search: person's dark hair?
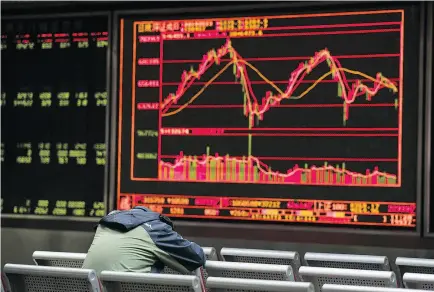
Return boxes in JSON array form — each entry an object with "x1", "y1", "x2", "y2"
[{"x1": 160, "y1": 214, "x2": 175, "y2": 230}]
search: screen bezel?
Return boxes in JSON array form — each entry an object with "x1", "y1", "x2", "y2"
[
  {"x1": 423, "y1": 2, "x2": 434, "y2": 238},
  {"x1": 111, "y1": 1, "x2": 427, "y2": 238},
  {"x1": 1, "y1": 11, "x2": 112, "y2": 224}
]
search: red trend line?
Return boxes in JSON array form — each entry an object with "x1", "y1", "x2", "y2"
[
  {"x1": 161, "y1": 39, "x2": 398, "y2": 124},
  {"x1": 163, "y1": 53, "x2": 400, "y2": 63},
  {"x1": 163, "y1": 78, "x2": 400, "y2": 86},
  {"x1": 160, "y1": 155, "x2": 398, "y2": 162},
  {"x1": 168, "y1": 103, "x2": 396, "y2": 109}
]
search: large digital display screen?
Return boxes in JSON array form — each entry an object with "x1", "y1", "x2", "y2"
[
  {"x1": 117, "y1": 7, "x2": 421, "y2": 228},
  {"x1": 1, "y1": 15, "x2": 108, "y2": 217}
]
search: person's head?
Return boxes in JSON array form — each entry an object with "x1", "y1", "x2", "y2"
[
  {"x1": 159, "y1": 214, "x2": 174, "y2": 230},
  {"x1": 133, "y1": 206, "x2": 175, "y2": 230}
]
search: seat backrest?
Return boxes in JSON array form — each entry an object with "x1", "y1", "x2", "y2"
[
  {"x1": 220, "y1": 248, "x2": 301, "y2": 280},
  {"x1": 206, "y1": 277, "x2": 315, "y2": 292},
  {"x1": 203, "y1": 247, "x2": 218, "y2": 261},
  {"x1": 3, "y1": 263, "x2": 101, "y2": 292},
  {"x1": 100, "y1": 271, "x2": 203, "y2": 292},
  {"x1": 396, "y1": 258, "x2": 434, "y2": 275},
  {"x1": 1, "y1": 272, "x2": 11, "y2": 292},
  {"x1": 33, "y1": 248, "x2": 215, "y2": 269},
  {"x1": 205, "y1": 261, "x2": 294, "y2": 281},
  {"x1": 161, "y1": 267, "x2": 206, "y2": 292},
  {"x1": 32, "y1": 250, "x2": 209, "y2": 275},
  {"x1": 299, "y1": 266, "x2": 397, "y2": 292},
  {"x1": 322, "y1": 284, "x2": 427, "y2": 292},
  {"x1": 32, "y1": 251, "x2": 87, "y2": 268},
  {"x1": 403, "y1": 272, "x2": 434, "y2": 290},
  {"x1": 304, "y1": 253, "x2": 390, "y2": 271}
]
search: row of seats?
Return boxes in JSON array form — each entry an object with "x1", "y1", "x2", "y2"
[
  {"x1": 3, "y1": 263, "x2": 433, "y2": 292},
  {"x1": 29, "y1": 248, "x2": 434, "y2": 278},
  {"x1": 2, "y1": 247, "x2": 434, "y2": 291}
]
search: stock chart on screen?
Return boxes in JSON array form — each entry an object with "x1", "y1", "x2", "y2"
[
  {"x1": 117, "y1": 7, "x2": 421, "y2": 228},
  {"x1": 1, "y1": 15, "x2": 108, "y2": 217}
]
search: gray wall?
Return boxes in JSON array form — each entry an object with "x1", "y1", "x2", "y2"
[{"x1": 3, "y1": 227, "x2": 434, "y2": 268}]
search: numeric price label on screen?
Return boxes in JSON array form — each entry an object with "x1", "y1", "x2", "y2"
[
  {"x1": 138, "y1": 58, "x2": 160, "y2": 65},
  {"x1": 170, "y1": 207, "x2": 184, "y2": 215},
  {"x1": 388, "y1": 214, "x2": 415, "y2": 226},
  {"x1": 137, "y1": 80, "x2": 159, "y2": 88}
]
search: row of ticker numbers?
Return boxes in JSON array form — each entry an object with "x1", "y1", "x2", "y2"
[
  {"x1": 1, "y1": 92, "x2": 108, "y2": 107},
  {"x1": 3, "y1": 142, "x2": 106, "y2": 166},
  {"x1": 140, "y1": 205, "x2": 414, "y2": 226},
  {"x1": 10, "y1": 200, "x2": 106, "y2": 216},
  {"x1": 1, "y1": 40, "x2": 108, "y2": 50}
]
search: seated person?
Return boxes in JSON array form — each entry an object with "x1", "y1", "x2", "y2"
[{"x1": 82, "y1": 206, "x2": 206, "y2": 275}]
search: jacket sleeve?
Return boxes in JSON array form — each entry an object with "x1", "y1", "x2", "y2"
[{"x1": 151, "y1": 224, "x2": 206, "y2": 273}]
